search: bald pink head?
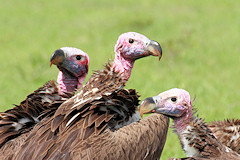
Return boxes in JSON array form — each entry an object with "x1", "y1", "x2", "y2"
[
  {"x1": 112, "y1": 32, "x2": 162, "y2": 82},
  {"x1": 50, "y1": 47, "x2": 89, "y2": 95},
  {"x1": 153, "y1": 88, "x2": 192, "y2": 112},
  {"x1": 139, "y1": 88, "x2": 193, "y2": 132}
]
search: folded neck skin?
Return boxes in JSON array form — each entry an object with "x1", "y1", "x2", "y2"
[
  {"x1": 57, "y1": 70, "x2": 88, "y2": 95},
  {"x1": 112, "y1": 32, "x2": 162, "y2": 82},
  {"x1": 112, "y1": 54, "x2": 133, "y2": 82},
  {"x1": 139, "y1": 88, "x2": 240, "y2": 159},
  {"x1": 50, "y1": 47, "x2": 90, "y2": 95},
  {"x1": 174, "y1": 105, "x2": 193, "y2": 134},
  {"x1": 57, "y1": 32, "x2": 162, "y2": 93}
]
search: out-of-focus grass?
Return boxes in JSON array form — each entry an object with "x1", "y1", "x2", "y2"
[{"x1": 0, "y1": 0, "x2": 240, "y2": 159}]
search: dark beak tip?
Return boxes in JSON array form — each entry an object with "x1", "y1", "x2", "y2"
[
  {"x1": 148, "y1": 40, "x2": 162, "y2": 60},
  {"x1": 156, "y1": 41, "x2": 162, "y2": 58},
  {"x1": 50, "y1": 49, "x2": 65, "y2": 66},
  {"x1": 139, "y1": 97, "x2": 157, "y2": 116},
  {"x1": 158, "y1": 54, "x2": 162, "y2": 61},
  {"x1": 50, "y1": 51, "x2": 57, "y2": 62}
]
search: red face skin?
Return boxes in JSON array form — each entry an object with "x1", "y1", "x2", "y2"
[
  {"x1": 53, "y1": 32, "x2": 161, "y2": 94},
  {"x1": 154, "y1": 88, "x2": 193, "y2": 133},
  {"x1": 51, "y1": 47, "x2": 89, "y2": 95},
  {"x1": 112, "y1": 32, "x2": 162, "y2": 82},
  {"x1": 140, "y1": 88, "x2": 193, "y2": 133}
]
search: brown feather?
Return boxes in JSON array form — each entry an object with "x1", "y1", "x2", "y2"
[
  {"x1": 51, "y1": 115, "x2": 65, "y2": 132},
  {"x1": 173, "y1": 117, "x2": 240, "y2": 160},
  {"x1": 208, "y1": 119, "x2": 240, "y2": 154},
  {"x1": 95, "y1": 114, "x2": 109, "y2": 127},
  {"x1": 0, "y1": 81, "x2": 73, "y2": 159},
  {"x1": 72, "y1": 114, "x2": 169, "y2": 160},
  {"x1": 13, "y1": 63, "x2": 143, "y2": 160},
  {"x1": 168, "y1": 158, "x2": 201, "y2": 160}
]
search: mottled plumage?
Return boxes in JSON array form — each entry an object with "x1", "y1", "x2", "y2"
[
  {"x1": 0, "y1": 81, "x2": 72, "y2": 159},
  {"x1": 0, "y1": 47, "x2": 89, "y2": 159},
  {"x1": 208, "y1": 119, "x2": 240, "y2": 154},
  {"x1": 171, "y1": 117, "x2": 240, "y2": 160},
  {"x1": 168, "y1": 157, "x2": 204, "y2": 160},
  {"x1": 14, "y1": 63, "x2": 139, "y2": 160},
  {"x1": 14, "y1": 32, "x2": 162, "y2": 160},
  {"x1": 139, "y1": 88, "x2": 240, "y2": 160},
  {"x1": 72, "y1": 113, "x2": 169, "y2": 160}
]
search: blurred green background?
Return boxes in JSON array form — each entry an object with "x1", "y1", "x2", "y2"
[{"x1": 1, "y1": 0, "x2": 240, "y2": 159}]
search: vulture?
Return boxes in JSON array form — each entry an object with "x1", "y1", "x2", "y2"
[
  {"x1": 0, "y1": 47, "x2": 89, "y2": 158},
  {"x1": 208, "y1": 119, "x2": 240, "y2": 154},
  {"x1": 13, "y1": 32, "x2": 163, "y2": 160},
  {"x1": 139, "y1": 88, "x2": 240, "y2": 160}
]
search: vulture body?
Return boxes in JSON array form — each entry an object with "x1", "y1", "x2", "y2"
[
  {"x1": 72, "y1": 113, "x2": 169, "y2": 160},
  {"x1": 168, "y1": 158, "x2": 205, "y2": 160},
  {"x1": 0, "y1": 81, "x2": 72, "y2": 158},
  {"x1": 139, "y1": 88, "x2": 240, "y2": 160},
  {"x1": 0, "y1": 47, "x2": 89, "y2": 158},
  {"x1": 14, "y1": 32, "x2": 163, "y2": 160},
  {"x1": 208, "y1": 119, "x2": 240, "y2": 154}
]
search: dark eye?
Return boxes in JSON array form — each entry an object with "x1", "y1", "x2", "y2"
[
  {"x1": 76, "y1": 55, "x2": 81, "y2": 60},
  {"x1": 129, "y1": 39, "x2": 134, "y2": 44},
  {"x1": 171, "y1": 97, "x2": 177, "y2": 102}
]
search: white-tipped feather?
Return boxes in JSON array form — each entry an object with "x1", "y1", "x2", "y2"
[
  {"x1": 66, "y1": 113, "x2": 80, "y2": 127},
  {"x1": 181, "y1": 125, "x2": 201, "y2": 157},
  {"x1": 12, "y1": 118, "x2": 32, "y2": 131}
]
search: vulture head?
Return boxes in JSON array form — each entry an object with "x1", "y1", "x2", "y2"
[
  {"x1": 50, "y1": 47, "x2": 89, "y2": 94},
  {"x1": 115, "y1": 32, "x2": 162, "y2": 61},
  {"x1": 139, "y1": 88, "x2": 192, "y2": 132},
  {"x1": 113, "y1": 32, "x2": 162, "y2": 81},
  {"x1": 139, "y1": 90, "x2": 240, "y2": 159},
  {"x1": 139, "y1": 88, "x2": 191, "y2": 117}
]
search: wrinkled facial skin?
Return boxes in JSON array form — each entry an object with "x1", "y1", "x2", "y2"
[
  {"x1": 139, "y1": 88, "x2": 192, "y2": 118},
  {"x1": 50, "y1": 47, "x2": 89, "y2": 78},
  {"x1": 115, "y1": 32, "x2": 162, "y2": 61},
  {"x1": 154, "y1": 101, "x2": 186, "y2": 118},
  {"x1": 153, "y1": 89, "x2": 191, "y2": 118},
  {"x1": 62, "y1": 54, "x2": 89, "y2": 77}
]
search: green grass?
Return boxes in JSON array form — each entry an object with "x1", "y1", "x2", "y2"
[{"x1": 1, "y1": 0, "x2": 240, "y2": 159}]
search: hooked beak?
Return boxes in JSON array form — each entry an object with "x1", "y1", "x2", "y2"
[
  {"x1": 139, "y1": 97, "x2": 157, "y2": 118},
  {"x1": 139, "y1": 95, "x2": 185, "y2": 118},
  {"x1": 50, "y1": 49, "x2": 65, "y2": 67},
  {"x1": 147, "y1": 40, "x2": 162, "y2": 60}
]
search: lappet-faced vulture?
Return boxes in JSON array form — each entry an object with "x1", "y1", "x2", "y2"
[
  {"x1": 0, "y1": 47, "x2": 89, "y2": 158},
  {"x1": 13, "y1": 32, "x2": 163, "y2": 160},
  {"x1": 139, "y1": 88, "x2": 240, "y2": 160}
]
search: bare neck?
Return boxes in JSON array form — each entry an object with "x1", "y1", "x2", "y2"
[
  {"x1": 173, "y1": 109, "x2": 193, "y2": 134},
  {"x1": 57, "y1": 71, "x2": 87, "y2": 95},
  {"x1": 174, "y1": 116, "x2": 236, "y2": 158},
  {"x1": 112, "y1": 52, "x2": 135, "y2": 82},
  {"x1": 172, "y1": 111, "x2": 236, "y2": 158}
]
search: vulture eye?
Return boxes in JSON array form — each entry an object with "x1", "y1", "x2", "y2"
[
  {"x1": 129, "y1": 39, "x2": 134, "y2": 44},
  {"x1": 76, "y1": 55, "x2": 81, "y2": 60},
  {"x1": 171, "y1": 97, "x2": 177, "y2": 102}
]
